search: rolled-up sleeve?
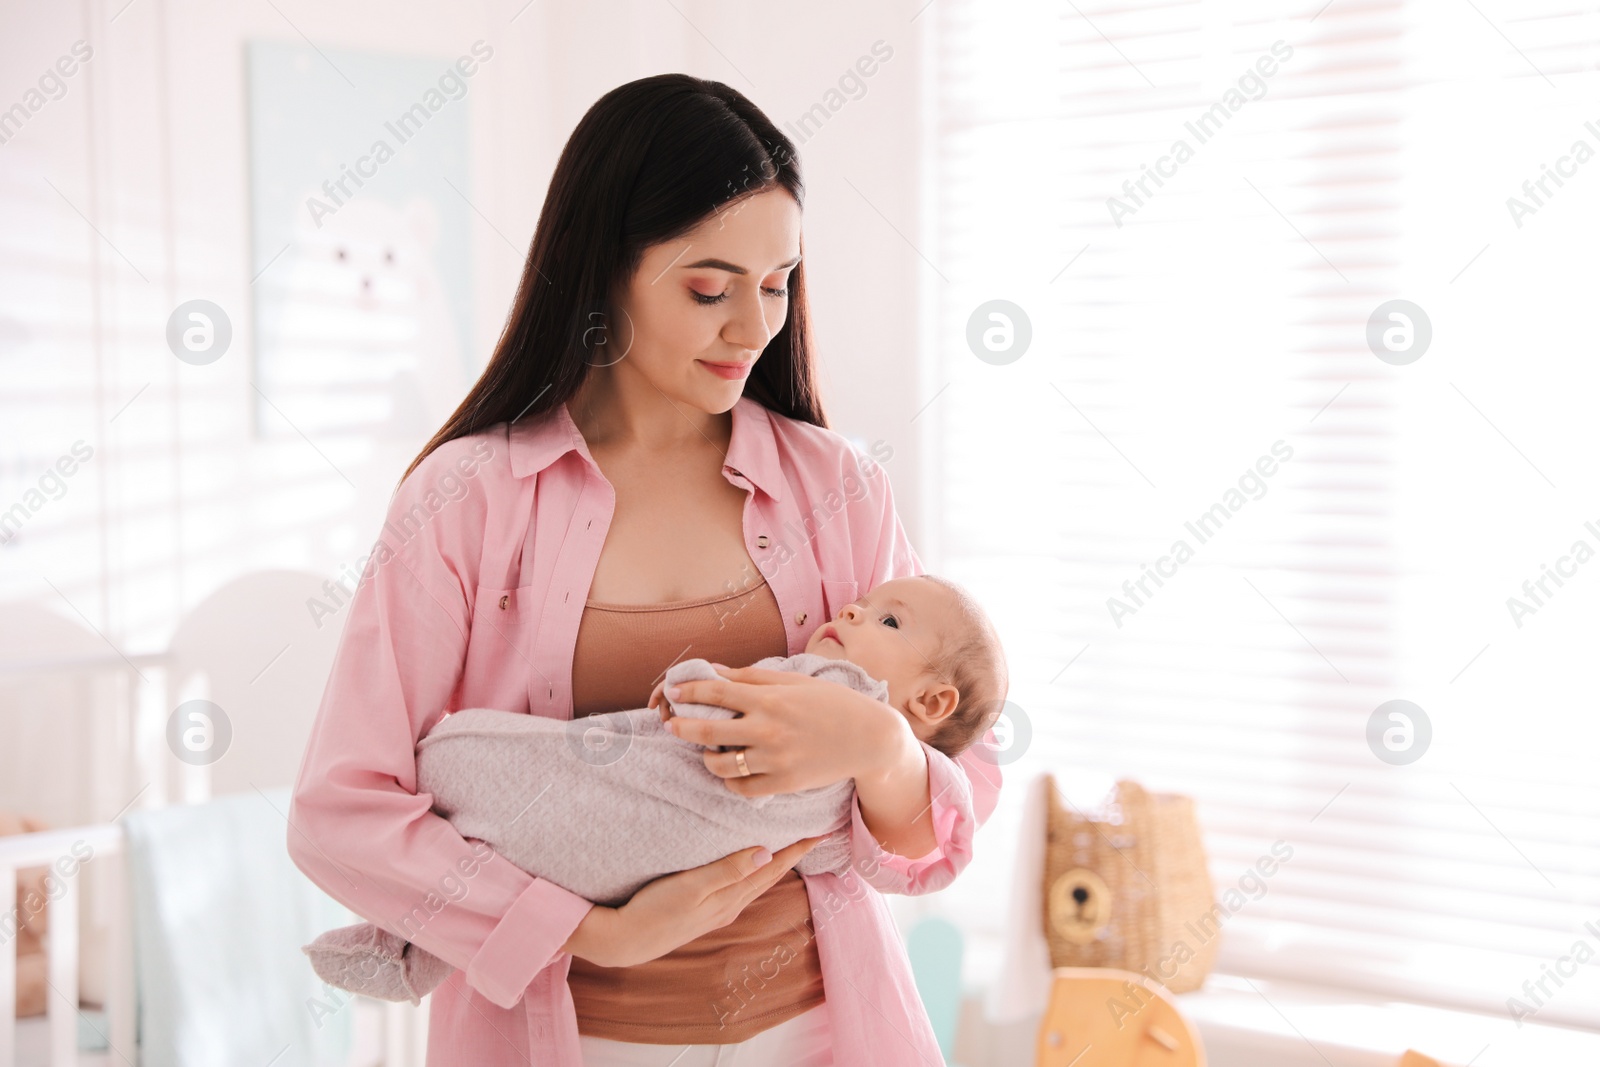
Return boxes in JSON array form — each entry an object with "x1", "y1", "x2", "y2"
[
  {"x1": 841, "y1": 442, "x2": 1005, "y2": 894},
  {"x1": 286, "y1": 439, "x2": 593, "y2": 1010},
  {"x1": 846, "y1": 739, "x2": 1002, "y2": 895}
]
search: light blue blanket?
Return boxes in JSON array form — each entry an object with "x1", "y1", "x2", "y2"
[{"x1": 123, "y1": 787, "x2": 353, "y2": 1067}]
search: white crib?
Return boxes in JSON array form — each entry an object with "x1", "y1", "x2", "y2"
[
  {"x1": 0, "y1": 817, "x2": 425, "y2": 1067},
  {"x1": 0, "y1": 823, "x2": 131, "y2": 1067},
  {"x1": 0, "y1": 572, "x2": 426, "y2": 1067}
]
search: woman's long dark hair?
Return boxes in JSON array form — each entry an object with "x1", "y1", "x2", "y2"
[{"x1": 399, "y1": 74, "x2": 823, "y2": 488}]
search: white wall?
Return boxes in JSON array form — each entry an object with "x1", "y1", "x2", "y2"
[{"x1": 0, "y1": 0, "x2": 929, "y2": 662}]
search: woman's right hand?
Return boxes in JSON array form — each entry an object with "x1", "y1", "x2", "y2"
[{"x1": 561, "y1": 837, "x2": 821, "y2": 968}]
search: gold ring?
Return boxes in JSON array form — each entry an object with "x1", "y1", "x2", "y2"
[{"x1": 734, "y1": 750, "x2": 751, "y2": 777}]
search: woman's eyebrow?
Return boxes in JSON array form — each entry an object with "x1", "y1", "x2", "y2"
[{"x1": 682, "y1": 254, "x2": 802, "y2": 275}]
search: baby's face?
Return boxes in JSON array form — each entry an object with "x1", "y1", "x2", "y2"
[{"x1": 804, "y1": 576, "x2": 954, "y2": 733}]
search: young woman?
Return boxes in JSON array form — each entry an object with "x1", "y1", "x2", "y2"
[{"x1": 287, "y1": 73, "x2": 1001, "y2": 1067}]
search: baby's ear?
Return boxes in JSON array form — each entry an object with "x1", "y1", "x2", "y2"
[{"x1": 908, "y1": 682, "x2": 960, "y2": 729}]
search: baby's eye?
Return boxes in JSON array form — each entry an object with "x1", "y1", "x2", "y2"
[{"x1": 879, "y1": 614, "x2": 900, "y2": 629}]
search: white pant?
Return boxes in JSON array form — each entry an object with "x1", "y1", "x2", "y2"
[{"x1": 578, "y1": 1001, "x2": 832, "y2": 1066}]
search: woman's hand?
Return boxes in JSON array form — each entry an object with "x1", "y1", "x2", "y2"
[
  {"x1": 659, "y1": 665, "x2": 913, "y2": 793},
  {"x1": 561, "y1": 837, "x2": 821, "y2": 968},
  {"x1": 660, "y1": 666, "x2": 938, "y2": 856}
]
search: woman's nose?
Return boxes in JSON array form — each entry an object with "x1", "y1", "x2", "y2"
[{"x1": 722, "y1": 289, "x2": 773, "y2": 352}]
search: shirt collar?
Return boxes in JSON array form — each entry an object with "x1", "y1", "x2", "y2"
[{"x1": 507, "y1": 393, "x2": 785, "y2": 503}]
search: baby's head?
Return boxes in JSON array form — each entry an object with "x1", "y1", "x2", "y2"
[{"x1": 803, "y1": 574, "x2": 1008, "y2": 758}]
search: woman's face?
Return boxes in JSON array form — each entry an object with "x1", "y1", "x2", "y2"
[{"x1": 607, "y1": 186, "x2": 802, "y2": 413}]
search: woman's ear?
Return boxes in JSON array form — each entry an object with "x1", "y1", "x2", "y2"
[{"x1": 905, "y1": 680, "x2": 960, "y2": 729}]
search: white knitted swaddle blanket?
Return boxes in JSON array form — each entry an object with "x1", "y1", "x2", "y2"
[{"x1": 302, "y1": 652, "x2": 887, "y2": 1003}]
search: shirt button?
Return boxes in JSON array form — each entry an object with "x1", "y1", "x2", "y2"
[
  {"x1": 728, "y1": 467, "x2": 743, "y2": 477},
  {"x1": 499, "y1": 595, "x2": 509, "y2": 610},
  {"x1": 756, "y1": 535, "x2": 769, "y2": 548},
  {"x1": 795, "y1": 611, "x2": 806, "y2": 625}
]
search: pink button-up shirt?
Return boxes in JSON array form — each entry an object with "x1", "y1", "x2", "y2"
[{"x1": 287, "y1": 394, "x2": 1002, "y2": 1065}]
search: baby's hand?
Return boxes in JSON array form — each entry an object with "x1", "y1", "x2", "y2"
[{"x1": 649, "y1": 662, "x2": 729, "y2": 722}]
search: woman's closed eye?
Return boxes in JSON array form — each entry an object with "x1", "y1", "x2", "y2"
[{"x1": 691, "y1": 285, "x2": 788, "y2": 306}]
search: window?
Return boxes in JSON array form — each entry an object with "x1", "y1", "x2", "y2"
[{"x1": 925, "y1": 0, "x2": 1600, "y2": 1028}]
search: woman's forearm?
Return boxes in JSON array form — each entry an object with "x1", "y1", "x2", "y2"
[{"x1": 852, "y1": 712, "x2": 937, "y2": 858}]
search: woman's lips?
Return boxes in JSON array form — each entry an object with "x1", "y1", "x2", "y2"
[{"x1": 697, "y1": 359, "x2": 753, "y2": 380}]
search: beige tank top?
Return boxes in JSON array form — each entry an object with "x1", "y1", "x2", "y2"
[{"x1": 565, "y1": 574, "x2": 826, "y2": 1044}]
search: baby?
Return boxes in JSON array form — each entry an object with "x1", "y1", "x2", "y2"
[{"x1": 303, "y1": 573, "x2": 1007, "y2": 1003}]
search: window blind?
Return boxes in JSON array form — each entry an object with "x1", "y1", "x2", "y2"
[{"x1": 923, "y1": 0, "x2": 1600, "y2": 1030}]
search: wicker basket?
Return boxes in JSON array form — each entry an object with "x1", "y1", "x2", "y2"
[{"x1": 1041, "y1": 776, "x2": 1219, "y2": 993}]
